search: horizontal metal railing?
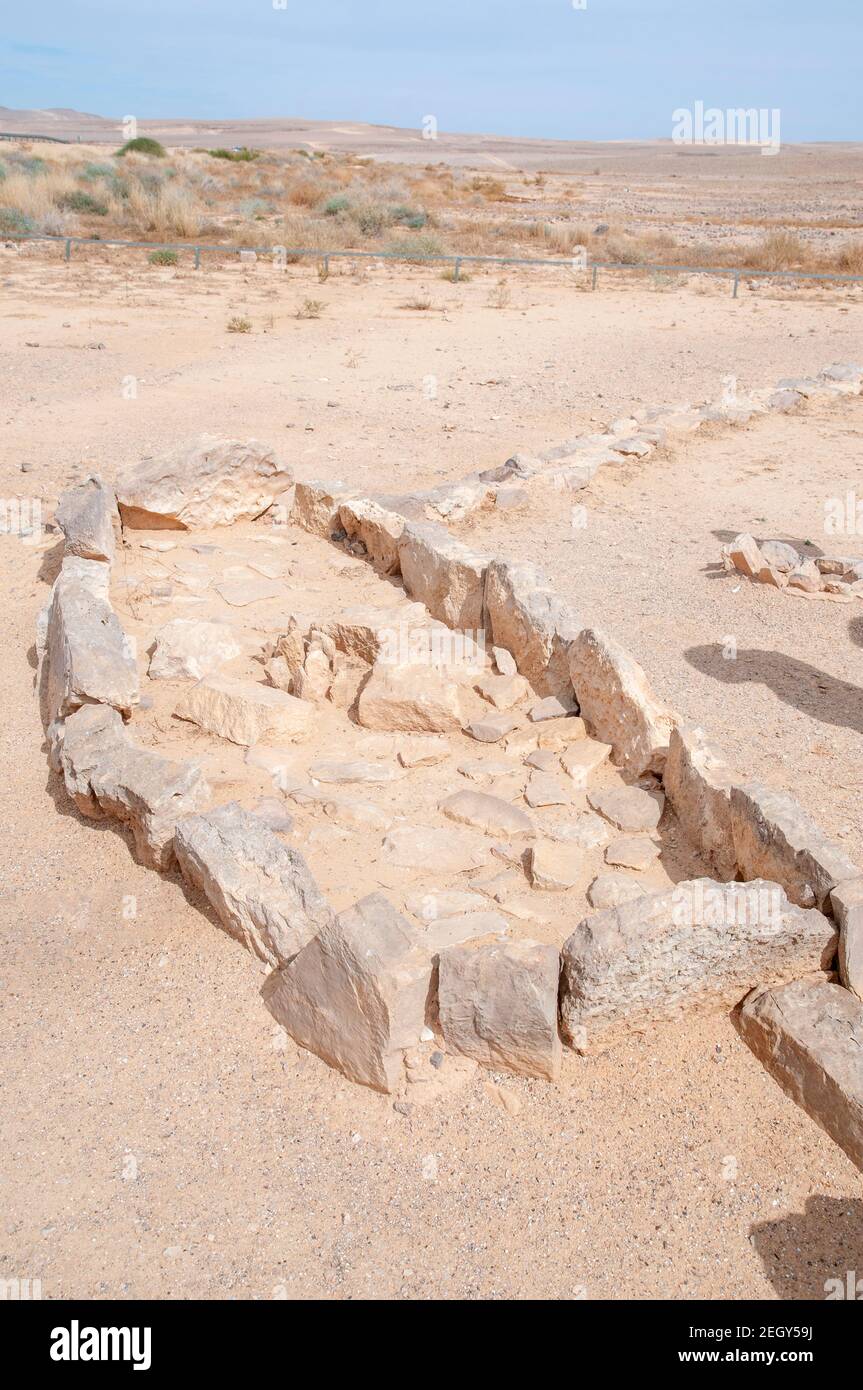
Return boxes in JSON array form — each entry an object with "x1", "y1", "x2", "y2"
[{"x1": 3, "y1": 230, "x2": 863, "y2": 296}]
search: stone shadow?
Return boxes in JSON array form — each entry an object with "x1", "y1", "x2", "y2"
[
  {"x1": 750, "y1": 1195, "x2": 863, "y2": 1301},
  {"x1": 685, "y1": 643, "x2": 863, "y2": 737}
]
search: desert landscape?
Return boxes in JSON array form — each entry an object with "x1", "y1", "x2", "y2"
[{"x1": 2, "y1": 96, "x2": 863, "y2": 1311}]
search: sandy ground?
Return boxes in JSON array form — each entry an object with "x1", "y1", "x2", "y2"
[{"x1": 1, "y1": 251, "x2": 862, "y2": 1301}]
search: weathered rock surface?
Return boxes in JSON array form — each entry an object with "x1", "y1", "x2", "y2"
[
  {"x1": 830, "y1": 878, "x2": 863, "y2": 1000},
  {"x1": 406, "y1": 889, "x2": 489, "y2": 922},
  {"x1": 148, "y1": 619, "x2": 250, "y2": 681},
  {"x1": 730, "y1": 782, "x2": 861, "y2": 909},
  {"x1": 663, "y1": 724, "x2": 736, "y2": 879},
  {"x1": 605, "y1": 835, "x2": 660, "y2": 870},
  {"x1": 174, "y1": 676, "x2": 313, "y2": 747},
  {"x1": 528, "y1": 841, "x2": 581, "y2": 891},
  {"x1": 381, "y1": 825, "x2": 490, "y2": 874},
  {"x1": 56, "y1": 703, "x2": 208, "y2": 869},
  {"x1": 397, "y1": 522, "x2": 488, "y2": 630},
  {"x1": 760, "y1": 540, "x2": 800, "y2": 574},
  {"x1": 588, "y1": 784, "x2": 664, "y2": 834},
  {"x1": 524, "y1": 771, "x2": 571, "y2": 808},
  {"x1": 357, "y1": 659, "x2": 475, "y2": 733},
  {"x1": 587, "y1": 872, "x2": 645, "y2": 909},
  {"x1": 484, "y1": 560, "x2": 580, "y2": 698},
  {"x1": 397, "y1": 736, "x2": 450, "y2": 768},
  {"x1": 475, "y1": 672, "x2": 530, "y2": 710},
  {"x1": 174, "y1": 803, "x2": 333, "y2": 967},
  {"x1": 290, "y1": 478, "x2": 358, "y2": 537},
  {"x1": 467, "y1": 712, "x2": 521, "y2": 743},
  {"x1": 737, "y1": 977, "x2": 863, "y2": 1173},
  {"x1": 46, "y1": 556, "x2": 139, "y2": 722},
  {"x1": 438, "y1": 939, "x2": 562, "y2": 1080},
  {"x1": 441, "y1": 790, "x2": 534, "y2": 839},
  {"x1": 425, "y1": 911, "x2": 509, "y2": 951},
  {"x1": 308, "y1": 759, "x2": 404, "y2": 785},
  {"x1": 56, "y1": 475, "x2": 117, "y2": 562},
  {"x1": 337, "y1": 498, "x2": 405, "y2": 574},
  {"x1": 262, "y1": 893, "x2": 433, "y2": 1092},
  {"x1": 323, "y1": 602, "x2": 427, "y2": 665},
  {"x1": 117, "y1": 435, "x2": 292, "y2": 529},
  {"x1": 570, "y1": 627, "x2": 676, "y2": 774},
  {"x1": 560, "y1": 737, "x2": 612, "y2": 786},
  {"x1": 560, "y1": 879, "x2": 838, "y2": 1051}
]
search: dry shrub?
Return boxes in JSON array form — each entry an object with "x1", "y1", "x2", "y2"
[
  {"x1": 743, "y1": 230, "x2": 808, "y2": 271},
  {"x1": 287, "y1": 179, "x2": 322, "y2": 208},
  {"x1": 834, "y1": 241, "x2": 863, "y2": 274}
]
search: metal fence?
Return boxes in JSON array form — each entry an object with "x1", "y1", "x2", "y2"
[{"x1": 4, "y1": 230, "x2": 863, "y2": 297}]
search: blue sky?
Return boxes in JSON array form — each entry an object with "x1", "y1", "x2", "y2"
[{"x1": 1, "y1": 0, "x2": 860, "y2": 141}]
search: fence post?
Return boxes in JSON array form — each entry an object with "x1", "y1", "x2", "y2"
[
  {"x1": 64, "y1": 239, "x2": 71, "y2": 262},
  {"x1": 732, "y1": 272, "x2": 739, "y2": 299},
  {"x1": 453, "y1": 257, "x2": 461, "y2": 282},
  {"x1": 194, "y1": 247, "x2": 201, "y2": 270},
  {"x1": 591, "y1": 265, "x2": 598, "y2": 291}
]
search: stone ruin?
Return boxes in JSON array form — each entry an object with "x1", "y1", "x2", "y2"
[
  {"x1": 36, "y1": 364, "x2": 863, "y2": 1172},
  {"x1": 723, "y1": 533, "x2": 863, "y2": 600}
]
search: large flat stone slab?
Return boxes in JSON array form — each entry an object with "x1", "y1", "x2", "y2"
[
  {"x1": 56, "y1": 703, "x2": 209, "y2": 869},
  {"x1": 438, "y1": 939, "x2": 562, "y2": 1080},
  {"x1": 263, "y1": 893, "x2": 432, "y2": 1092},
  {"x1": 570, "y1": 627, "x2": 676, "y2": 775},
  {"x1": 397, "y1": 522, "x2": 488, "y2": 630},
  {"x1": 117, "y1": 435, "x2": 292, "y2": 529},
  {"x1": 55, "y1": 475, "x2": 117, "y2": 562},
  {"x1": 174, "y1": 676, "x2": 313, "y2": 747},
  {"x1": 731, "y1": 782, "x2": 861, "y2": 909},
  {"x1": 174, "y1": 803, "x2": 333, "y2": 967},
  {"x1": 737, "y1": 977, "x2": 863, "y2": 1174},
  {"x1": 560, "y1": 878, "x2": 838, "y2": 1052},
  {"x1": 663, "y1": 724, "x2": 736, "y2": 880},
  {"x1": 484, "y1": 560, "x2": 580, "y2": 699},
  {"x1": 46, "y1": 556, "x2": 139, "y2": 722}
]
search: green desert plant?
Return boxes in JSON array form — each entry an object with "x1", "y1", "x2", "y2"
[
  {"x1": 208, "y1": 147, "x2": 260, "y2": 162},
  {"x1": 116, "y1": 137, "x2": 167, "y2": 158},
  {"x1": 148, "y1": 248, "x2": 178, "y2": 266}
]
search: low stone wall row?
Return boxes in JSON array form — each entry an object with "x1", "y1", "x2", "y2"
[
  {"x1": 36, "y1": 369, "x2": 863, "y2": 1174},
  {"x1": 292, "y1": 361, "x2": 863, "y2": 529},
  {"x1": 283, "y1": 361, "x2": 863, "y2": 1168}
]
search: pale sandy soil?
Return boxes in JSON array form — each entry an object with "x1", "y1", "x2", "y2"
[{"x1": 1, "y1": 252, "x2": 862, "y2": 1301}]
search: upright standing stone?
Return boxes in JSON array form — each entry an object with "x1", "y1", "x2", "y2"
[
  {"x1": 262, "y1": 893, "x2": 433, "y2": 1092},
  {"x1": 737, "y1": 977, "x2": 863, "y2": 1174},
  {"x1": 569, "y1": 627, "x2": 676, "y2": 775},
  {"x1": 438, "y1": 939, "x2": 562, "y2": 1080}
]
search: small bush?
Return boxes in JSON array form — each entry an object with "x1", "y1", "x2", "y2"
[
  {"x1": 400, "y1": 296, "x2": 434, "y2": 311},
  {"x1": 323, "y1": 195, "x2": 350, "y2": 216},
  {"x1": 296, "y1": 298, "x2": 324, "y2": 319},
  {"x1": 353, "y1": 202, "x2": 389, "y2": 237},
  {"x1": 11, "y1": 155, "x2": 46, "y2": 176},
  {"x1": 287, "y1": 179, "x2": 321, "y2": 208},
  {"x1": 744, "y1": 230, "x2": 807, "y2": 272},
  {"x1": 0, "y1": 163, "x2": 6, "y2": 183},
  {"x1": 0, "y1": 207, "x2": 35, "y2": 235},
  {"x1": 440, "y1": 266, "x2": 470, "y2": 282},
  {"x1": 390, "y1": 204, "x2": 427, "y2": 229},
  {"x1": 117, "y1": 137, "x2": 166, "y2": 158},
  {"x1": 58, "y1": 190, "x2": 109, "y2": 216},
  {"x1": 227, "y1": 316, "x2": 252, "y2": 333},
  {"x1": 208, "y1": 147, "x2": 261, "y2": 162},
  {"x1": 388, "y1": 233, "x2": 444, "y2": 263},
  {"x1": 148, "y1": 249, "x2": 178, "y2": 266},
  {"x1": 82, "y1": 162, "x2": 115, "y2": 181},
  {"x1": 834, "y1": 241, "x2": 863, "y2": 275}
]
